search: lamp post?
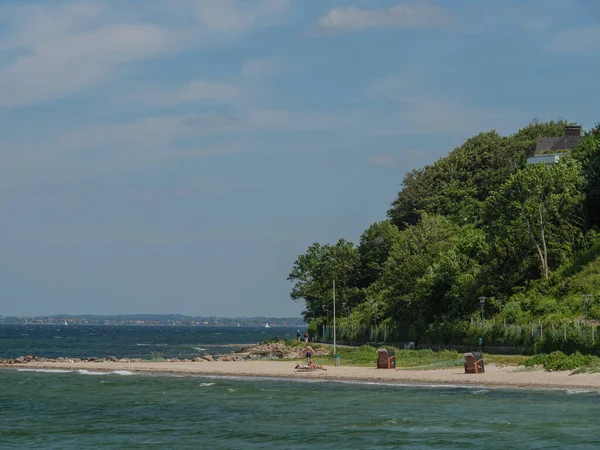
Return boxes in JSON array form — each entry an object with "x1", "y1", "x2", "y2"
[
  {"x1": 582, "y1": 294, "x2": 592, "y2": 347},
  {"x1": 333, "y1": 280, "x2": 336, "y2": 356},
  {"x1": 478, "y1": 297, "x2": 487, "y2": 350}
]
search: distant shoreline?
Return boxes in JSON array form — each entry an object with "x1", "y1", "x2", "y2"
[{"x1": 4, "y1": 360, "x2": 600, "y2": 391}]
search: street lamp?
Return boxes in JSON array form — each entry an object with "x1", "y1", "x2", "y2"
[
  {"x1": 582, "y1": 294, "x2": 593, "y2": 347},
  {"x1": 478, "y1": 297, "x2": 487, "y2": 350}
]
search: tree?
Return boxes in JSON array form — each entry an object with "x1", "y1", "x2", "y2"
[
  {"x1": 485, "y1": 157, "x2": 585, "y2": 281},
  {"x1": 288, "y1": 239, "x2": 359, "y2": 322},
  {"x1": 571, "y1": 125, "x2": 600, "y2": 229},
  {"x1": 414, "y1": 227, "x2": 489, "y2": 322},
  {"x1": 357, "y1": 220, "x2": 401, "y2": 288},
  {"x1": 388, "y1": 168, "x2": 433, "y2": 228},
  {"x1": 367, "y1": 214, "x2": 460, "y2": 325}
]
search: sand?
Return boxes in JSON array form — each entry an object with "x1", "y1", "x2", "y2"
[{"x1": 5, "y1": 359, "x2": 600, "y2": 390}]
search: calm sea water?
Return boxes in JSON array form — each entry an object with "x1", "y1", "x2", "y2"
[
  {"x1": 2, "y1": 370, "x2": 600, "y2": 449},
  {"x1": 0, "y1": 324, "x2": 298, "y2": 360},
  {"x1": 2, "y1": 325, "x2": 600, "y2": 448}
]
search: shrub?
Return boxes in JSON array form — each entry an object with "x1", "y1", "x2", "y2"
[{"x1": 521, "y1": 351, "x2": 600, "y2": 371}]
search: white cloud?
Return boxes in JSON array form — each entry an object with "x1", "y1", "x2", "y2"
[
  {"x1": 0, "y1": 0, "x2": 291, "y2": 107},
  {"x1": 316, "y1": 0, "x2": 449, "y2": 33},
  {"x1": 0, "y1": 24, "x2": 183, "y2": 107},
  {"x1": 549, "y1": 25, "x2": 600, "y2": 55}
]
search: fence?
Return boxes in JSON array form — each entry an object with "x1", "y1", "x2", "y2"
[{"x1": 315, "y1": 319, "x2": 600, "y2": 355}]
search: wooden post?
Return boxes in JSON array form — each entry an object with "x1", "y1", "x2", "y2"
[
  {"x1": 563, "y1": 322, "x2": 567, "y2": 340},
  {"x1": 540, "y1": 322, "x2": 543, "y2": 340},
  {"x1": 592, "y1": 324, "x2": 595, "y2": 343}
]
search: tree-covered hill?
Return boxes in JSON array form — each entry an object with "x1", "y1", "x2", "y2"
[{"x1": 288, "y1": 120, "x2": 600, "y2": 346}]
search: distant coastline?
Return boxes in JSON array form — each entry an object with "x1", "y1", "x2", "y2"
[{"x1": 0, "y1": 315, "x2": 306, "y2": 328}]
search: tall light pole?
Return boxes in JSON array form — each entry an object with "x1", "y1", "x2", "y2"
[
  {"x1": 582, "y1": 293, "x2": 592, "y2": 347},
  {"x1": 333, "y1": 279, "x2": 336, "y2": 355},
  {"x1": 478, "y1": 297, "x2": 487, "y2": 350}
]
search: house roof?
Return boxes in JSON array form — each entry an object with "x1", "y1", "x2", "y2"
[{"x1": 535, "y1": 136, "x2": 582, "y2": 153}]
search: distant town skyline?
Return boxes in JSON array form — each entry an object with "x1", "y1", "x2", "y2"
[{"x1": 1, "y1": 0, "x2": 598, "y2": 317}]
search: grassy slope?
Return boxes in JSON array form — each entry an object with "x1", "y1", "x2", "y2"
[{"x1": 509, "y1": 241, "x2": 600, "y2": 321}]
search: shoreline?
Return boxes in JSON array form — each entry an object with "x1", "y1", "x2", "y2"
[{"x1": 4, "y1": 360, "x2": 600, "y2": 391}]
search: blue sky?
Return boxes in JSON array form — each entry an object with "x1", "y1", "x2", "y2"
[{"x1": 0, "y1": 0, "x2": 598, "y2": 318}]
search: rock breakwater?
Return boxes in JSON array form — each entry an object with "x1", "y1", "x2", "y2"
[{"x1": 0, "y1": 342, "x2": 330, "y2": 366}]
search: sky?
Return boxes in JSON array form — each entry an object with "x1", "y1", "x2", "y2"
[{"x1": 0, "y1": 0, "x2": 598, "y2": 318}]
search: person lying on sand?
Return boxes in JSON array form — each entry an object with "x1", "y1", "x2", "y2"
[{"x1": 294, "y1": 363, "x2": 327, "y2": 371}]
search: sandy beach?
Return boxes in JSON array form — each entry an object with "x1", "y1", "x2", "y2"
[{"x1": 5, "y1": 359, "x2": 600, "y2": 390}]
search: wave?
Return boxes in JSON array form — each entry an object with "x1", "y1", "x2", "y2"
[
  {"x1": 199, "y1": 382, "x2": 215, "y2": 387},
  {"x1": 472, "y1": 389, "x2": 489, "y2": 395},
  {"x1": 565, "y1": 389, "x2": 599, "y2": 395},
  {"x1": 77, "y1": 369, "x2": 135, "y2": 376},
  {"x1": 18, "y1": 368, "x2": 74, "y2": 374},
  {"x1": 136, "y1": 343, "x2": 168, "y2": 347},
  {"x1": 335, "y1": 380, "x2": 485, "y2": 389},
  {"x1": 193, "y1": 347, "x2": 207, "y2": 352}
]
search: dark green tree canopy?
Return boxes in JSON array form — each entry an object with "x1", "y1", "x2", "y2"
[{"x1": 289, "y1": 119, "x2": 600, "y2": 334}]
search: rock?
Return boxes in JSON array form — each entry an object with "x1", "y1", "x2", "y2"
[
  {"x1": 202, "y1": 355, "x2": 213, "y2": 362},
  {"x1": 105, "y1": 356, "x2": 117, "y2": 362},
  {"x1": 235, "y1": 342, "x2": 330, "y2": 360}
]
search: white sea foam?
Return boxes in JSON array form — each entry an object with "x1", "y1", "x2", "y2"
[
  {"x1": 77, "y1": 369, "x2": 135, "y2": 376},
  {"x1": 199, "y1": 382, "x2": 215, "y2": 387},
  {"x1": 193, "y1": 347, "x2": 207, "y2": 352},
  {"x1": 111, "y1": 370, "x2": 135, "y2": 376},
  {"x1": 17, "y1": 368, "x2": 74, "y2": 374},
  {"x1": 472, "y1": 389, "x2": 489, "y2": 395},
  {"x1": 566, "y1": 389, "x2": 597, "y2": 395}
]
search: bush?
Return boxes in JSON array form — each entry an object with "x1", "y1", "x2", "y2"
[{"x1": 521, "y1": 351, "x2": 600, "y2": 371}]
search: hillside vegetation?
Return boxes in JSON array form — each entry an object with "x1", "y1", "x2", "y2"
[{"x1": 288, "y1": 120, "x2": 600, "y2": 352}]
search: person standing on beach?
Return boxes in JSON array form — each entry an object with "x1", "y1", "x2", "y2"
[
  {"x1": 304, "y1": 331, "x2": 309, "y2": 343},
  {"x1": 305, "y1": 345, "x2": 313, "y2": 364},
  {"x1": 296, "y1": 330, "x2": 301, "y2": 341}
]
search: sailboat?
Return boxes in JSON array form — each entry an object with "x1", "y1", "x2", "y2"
[
  {"x1": 265, "y1": 322, "x2": 270, "y2": 328},
  {"x1": 64, "y1": 319, "x2": 68, "y2": 326}
]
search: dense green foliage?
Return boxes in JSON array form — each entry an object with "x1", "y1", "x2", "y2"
[
  {"x1": 521, "y1": 351, "x2": 600, "y2": 372},
  {"x1": 288, "y1": 121, "x2": 600, "y2": 352}
]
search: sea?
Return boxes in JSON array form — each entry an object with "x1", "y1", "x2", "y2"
[{"x1": 2, "y1": 325, "x2": 600, "y2": 449}]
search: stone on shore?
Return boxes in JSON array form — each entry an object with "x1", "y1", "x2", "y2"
[{"x1": 236, "y1": 342, "x2": 330, "y2": 359}]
